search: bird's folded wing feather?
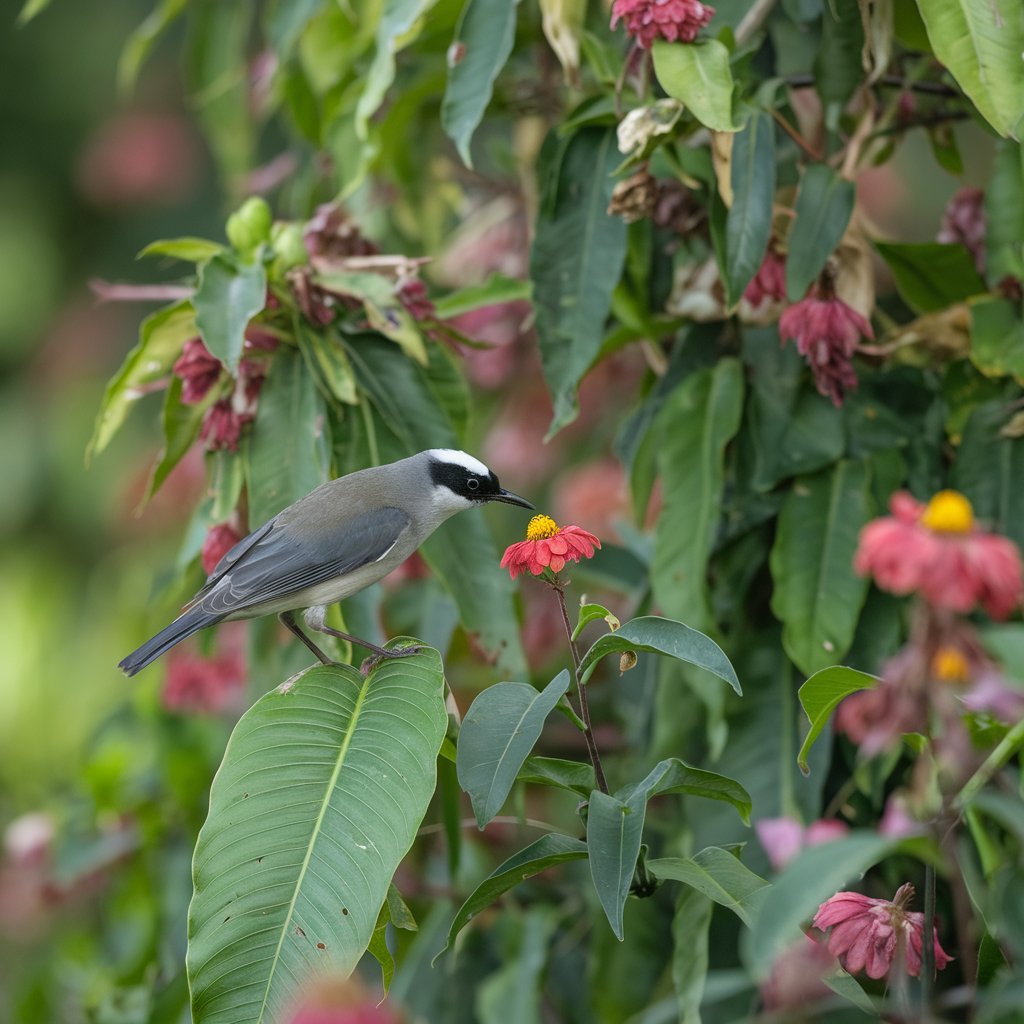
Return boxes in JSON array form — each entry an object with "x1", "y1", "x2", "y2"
[{"x1": 191, "y1": 506, "x2": 411, "y2": 616}]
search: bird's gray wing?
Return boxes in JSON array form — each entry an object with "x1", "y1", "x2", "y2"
[
  {"x1": 194, "y1": 506, "x2": 411, "y2": 617},
  {"x1": 188, "y1": 518, "x2": 278, "y2": 605}
]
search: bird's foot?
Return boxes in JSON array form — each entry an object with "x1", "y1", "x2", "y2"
[{"x1": 359, "y1": 644, "x2": 425, "y2": 676}]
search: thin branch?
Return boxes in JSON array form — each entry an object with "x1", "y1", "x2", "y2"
[
  {"x1": 769, "y1": 107, "x2": 823, "y2": 161},
  {"x1": 735, "y1": 0, "x2": 778, "y2": 45}
]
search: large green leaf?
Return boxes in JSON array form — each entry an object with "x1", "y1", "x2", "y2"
[
  {"x1": 671, "y1": 887, "x2": 712, "y2": 1024},
  {"x1": 88, "y1": 301, "x2": 197, "y2": 459},
  {"x1": 796, "y1": 666, "x2": 880, "y2": 774},
  {"x1": 578, "y1": 616, "x2": 741, "y2": 695},
  {"x1": 587, "y1": 788, "x2": 647, "y2": 941},
  {"x1": 651, "y1": 39, "x2": 739, "y2": 132},
  {"x1": 517, "y1": 756, "x2": 595, "y2": 797},
  {"x1": 652, "y1": 359, "x2": 744, "y2": 633},
  {"x1": 743, "y1": 833, "x2": 899, "y2": 979},
  {"x1": 193, "y1": 254, "x2": 266, "y2": 375},
  {"x1": 874, "y1": 241, "x2": 986, "y2": 313},
  {"x1": 531, "y1": 128, "x2": 627, "y2": 435},
  {"x1": 985, "y1": 140, "x2": 1024, "y2": 281},
  {"x1": 785, "y1": 164, "x2": 855, "y2": 301},
  {"x1": 648, "y1": 848, "x2": 770, "y2": 926},
  {"x1": 440, "y1": 834, "x2": 588, "y2": 954},
  {"x1": 441, "y1": 0, "x2": 521, "y2": 166},
  {"x1": 245, "y1": 349, "x2": 329, "y2": 526},
  {"x1": 915, "y1": 0, "x2": 1024, "y2": 140},
  {"x1": 725, "y1": 111, "x2": 776, "y2": 307},
  {"x1": 457, "y1": 671, "x2": 572, "y2": 828},
  {"x1": 769, "y1": 461, "x2": 873, "y2": 676},
  {"x1": 187, "y1": 654, "x2": 447, "y2": 1024}
]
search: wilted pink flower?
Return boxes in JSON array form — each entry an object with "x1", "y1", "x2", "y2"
[
  {"x1": 937, "y1": 187, "x2": 985, "y2": 273},
  {"x1": 610, "y1": 0, "x2": 714, "y2": 48},
  {"x1": 813, "y1": 883, "x2": 953, "y2": 979},
  {"x1": 744, "y1": 245, "x2": 787, "y2": 307},
  {"x1": 761, "y1": 933, "x2": 836, "y2": 1012},
  {"x1": 962, "y1": 668, "x2": 1024, "y2": 722},
  {"x1": 756, "y1": 816, "x2": 849, "y2": 871},
  {"x1": 303, "y1": 202, "x2": 378, "y2": 262},
  {"x1": 779, "y1": 288, "x2": 873, "y2": 406},
  {"x1": 162, "y1": 632, "x2": 246, "y2": 714},
  {"x1": 201, "y1": 523, "x2": 243, "y2": 576},
  {"x1": 173, "y1": 338, "x2": 222, "y2": 404},
  {"x1": 396, "y1": 277, "x2": 436, "y2": 321},
  {"x1": 854, "y1": 490, "x2": 1023, "y2": 618},
  {"x1": 200, "y1": 400, "x2": 247, "y2": 452}
]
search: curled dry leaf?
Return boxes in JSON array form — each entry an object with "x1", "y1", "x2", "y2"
[{"x1": 619, "y1": 651, "x2": 638, "y2": 675}]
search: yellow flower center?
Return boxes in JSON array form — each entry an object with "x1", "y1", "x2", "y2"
[
  {"x1": 920, "y1": 490, "x2": 974, "y2": 534},
  {"x1": 526, "y1": 514, "x2": 561, "y2": 541},
  {"x1": 932, "y1": 646, "x2": 970, "y2": 683}
]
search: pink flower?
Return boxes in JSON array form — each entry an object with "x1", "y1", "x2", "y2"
[
  {"x1": 812, "y1": 883, "x2": 953, "y2": 979},
  {"x1": 610, "y1": 0, "x2": 714, "y2": 48},
  {"x1": 201, "y1": 523, "x2": 243, "y2": 576},
  {"x1": 779, "y1": 289, "x2": 873, "y2": 407},
  {"x1": 396, "y1": 277, "x2": 436, "y2": 321},
  {"x1": 173, "y1": 338, "x2": 223, "y2": 404},
  {"x1": 756, "y1": 816, "x2": 849, "y2": 871},
  {"x1": 743, "y1": 245, "x2": 787, "y2": 307},
  {"x1": 200, "y1": 400, "x2": 248, "y2": 452},
  {"x1": 937, "y1": 187, "x2": 985, "y2": 274},
  {"x1": 162, "y1": 630, "x2": 246, "y2": 714},
  {"x1": 878, "y1": 794, "x2": 926, "y2": 839},
  {"x1": 760, "y1": 933, "x2": 836, "y2": 1012},
  {"x1": 854, "y1": 490, "x2": 1023, "y2": 619},
  {"x1": 500, "y1": 515, "x2": 601, "y2": 578}
]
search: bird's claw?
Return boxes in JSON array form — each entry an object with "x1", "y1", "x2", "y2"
[{"x1": 359, "y1": 644, "x2": 424, "y2": 676}]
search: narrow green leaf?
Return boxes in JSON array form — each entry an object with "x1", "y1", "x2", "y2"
[
  {"x1": 138, "y1": 237, "x2": 224, "y2": 263},
  {"x1": 874, "y1": 241, "x2": 986, "y2": 313},
  {"x1": 531, "y1": 128, "x2": 627, "y2": 435},
  {"x1": 649, "y1": 848, "x2": 770, "y2": 926},
  {"x1": 588, "y1": 788, "x2": 647, "y2": 940},
  {"x1": 439, "y1": 834, "x2": 588, "y2": 955},
  {"x1": 744, "y1": 834, "x2": 899, "y2": 979},
  {"x1": 769, "y1": 461, "x2": 873, "y2": 676},
  {"x1": 146, "y1": 376, "x2": 215, "y2": 502},
  {"x1": 17, "y1": 0, "x2": 52, "y2": 24},
  {"x1": 813, "y1": 0, "x2": 865, "y2": 108},
  {"x1": 263, "y1": 0, "x2": 325, "y2": 59},
  {"x1": 651, "y1": 39, "x2": 739, "y2": 132},
  {"x1": 985, "y1": 140, "x2": 1024, "y2": 281},
  {"x1": 624, "y1": 757, "x2": 752, "y2": 825},
  {"x1": 573, "y1": 602, "x2": 619, "y2": 640},
  {"x1": 245, "y1": 349, "x2": 329, "y2": 526},
  {"x1": 368, "y1": 901, "x2": 396, "y2": 995},
  {"x1": 725, "y1": 111, "x2": 776, "y2": 307},
  {"x1": 671, "y1": 887, "x2": 712, "y2": 1024},
  {"x1": 652, "y1": 359, "x2": 745, "y2": 633},
  {"x1": 517, "y1": 756, "x2": 595, "y2": 797},
  {"x1": 297, "y1": 324, "x2": 359, "y2": 406},
  {"x1": 118, "y1": 0, "x2": 189, "y2": 92},
  {"x1": 579, "y1": 616, "x2": 741, "y2": 695},
  {"x1": 457, "y1": 671, "x2": 572, "y2": 828},
  {"x1": 441, "y1": 0, "x2": 521, "y2": 166},
  {"x1": 193, "y1": 255, "x2": 266, "y2": 375},
  {"x1": 88, "y1": 301, "x2": 196, "y2": 459},
  {"x1": 186, "y1": 654, "x2": 448, "y2": 1024},
  {"x1": 915, "y1": 0, "x2": 1024, "y2": 139},
  {"x1": 431, "y1": 273, "x2": 531, "y2": 319},
  {"x1": 785, "y1": 164, "x2": 855, "y2": 301},
  {"x1": 796, "y1": 666, "x2": 880, "y2": 774}
]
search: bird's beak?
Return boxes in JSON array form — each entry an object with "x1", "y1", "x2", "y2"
[{"x1": 491, "y1": 488, "x2": 535, "y2": 509}]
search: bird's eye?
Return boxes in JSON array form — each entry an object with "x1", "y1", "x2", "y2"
[{"x1": 467, "y1": 478, "x2": 480, "y2": 491}]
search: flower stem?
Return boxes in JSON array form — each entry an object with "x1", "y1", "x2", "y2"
[
  {"x1": 922, "y1": 862, "x2": 936, "y2": 1013},
  {"x1": 553, "y1": 584, "x2": 610, "y2": 795},
  {"x1": 955, "y1": 715, "x2": 1024, "y2": 810}
]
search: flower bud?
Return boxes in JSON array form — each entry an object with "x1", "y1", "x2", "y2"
[{"x1": 226, "y1": 196, "x2": 273, "y2": 257}]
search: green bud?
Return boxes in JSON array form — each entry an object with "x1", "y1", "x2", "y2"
[
  {"x1": 269, "y1": 221, "x2": 308, "y2": 274},
  {"x1": 226, "y1": 197, "x2": 273, "y2": 257}
]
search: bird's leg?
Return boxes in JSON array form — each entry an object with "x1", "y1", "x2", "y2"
[
  {"x1": 278, "y1": 611, "x2": 334, "y2": 665},
  {"x1": 309, "y1": 621, "x2": 424, "y2": 661}
]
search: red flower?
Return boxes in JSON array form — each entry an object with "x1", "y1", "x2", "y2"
[
  {"x1": 500, "y1": 514, "x2": 600, "y2": 578},
  {"x1": 396, "y1": 277, "x2": 436, "y2": 321},
  {"x1": 200, "y1": 400, "x2": 248, "y2": 452},
  {"x1": 201, "y1": 523, "x2": 243, "y2": 576},
  {"x1": 743, "y1": 244, "x2": 787, "y2": 307},
  {"x1": 779, "y1": 288, "x2": 873, "y2": 406},
  {"x1": 937, "y1": 187, "x2": 985, "y2": 273},
  {"x1": 610, "y1": 0, "x2": 714, "y2": 48},
  {"x1": 173, "y1": 337, "x2": 222, "y2": 404},
  {"x1": 755, "y1": 816, "x2": 849, "y2": 871},
  {"x1": 162, "y1": 633, "x2": 246, "y2": 714},
  {"x1": 854, "y1": 490, "x2": 1023, "y2": 619},
  {"x1": 812, "y1": 883, "x2": 953, "y2": 980}
]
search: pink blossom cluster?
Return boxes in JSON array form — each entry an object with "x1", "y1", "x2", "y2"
[{"x1": 610, "y1": 0, "x2": 714, "y2": 48}]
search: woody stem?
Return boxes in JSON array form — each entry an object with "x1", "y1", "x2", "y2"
[{"x1": 553, "y1": 583, "x2": 610, "y2": 795}]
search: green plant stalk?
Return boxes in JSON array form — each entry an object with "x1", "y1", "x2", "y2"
[
  {"x1": 955, "y1": 715, "x2": 1024, "y2": 810},
  {"x1": 921, "y1": 862, "x2": 935, "y2": 1015}
]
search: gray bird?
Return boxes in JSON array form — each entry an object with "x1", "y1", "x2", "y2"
[{"x1": 119, "y1": 449, "x2": 533, "y2": 675}]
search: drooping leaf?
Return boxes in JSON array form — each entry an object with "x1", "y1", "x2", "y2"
[
  {"x1": 187, "y1": 655, "x2": 448, "y2": 1024},
  {"x1": 671, "y1": 887, "x2": 712, "y2": 1024},
  {"x1": 245, "y1": 349, "x2": 329, "y2": 527},
  {"x1": 769, "y1": 461, "x2": 873, "y2": 676},
  {"x1": 441, "y1": 0, "x2": 522, "y2": 166},
  {"x1": 651, "y1": 39, "x2": 739, "y2": 132},
  {"x1": 439, "y1": 834, "x2": 588, "y2": 955},
  {"x1": 651, "y1": 359, "x2": 745, "y2": 633},
  {"x1": 431, "y1": 274, "x2": 531, "y2": 319},
  {"x1": 89, "y1": 301, "x2": 197, "y2": 459},
  {"x1": 915, "y1": 0, "x2": 1024, "y2": 140},
  {"x1": 517, "y1": 756, "x2": 595, "y2": 797},
  {"x1": 573, "y1": 602, "x2": 620, "y2": 640},
  {"x1": 874, "y1": 241, "x2": 986, "y2": 314},
  {"x1": 264, "y1": 0, "x2": 326, "y2": 59},
  {"x1": 532, "y1": 127, "x2": 627, "y2": 435},
  {"x1": 193, "y1": 254, "x2": 266, "y2": 375},
  {"x1": 648, "y1": 848, "x2": 770, "y2": 926},
  {"x1": 587, "y1": 788, "x2": 647, "y2": 940},
  {"x1": 119, "y1": 0, "x2": 189, "y2": 91},
  {"x1": 296, "y1": 324, "x2": 359, "y2": 406},
  {"x1": 578, "y1": 616, "x2": 741, "y2": 695},
  {"x1": 368, "y1": 901, "x2": 396, "y2": 995},
  {"x1": 138, "y1": 237, "x2": 224, "y2": 263},
  {"x1": 457, "y1": 671, "x2": 572, "y2": 828},
  {"x1": 743, "y1": 833, "x2": 899, "y2": 979},
  {"x1": 796, "y1": 666, "x2": 880, "y2": 774},
  {"x1": 785, "y1": 164, "x2": 855, "y2": 301},
  {"x1": 622, "y1": 757, "x2": 752, "y2": 825},
  {"x1": 725, "y1": 111, "x2": 776, "y2": 307}
]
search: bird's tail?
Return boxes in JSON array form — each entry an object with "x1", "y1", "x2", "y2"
[{"x1": 119, "y1": 605, "x2": 221, "y2": 677}]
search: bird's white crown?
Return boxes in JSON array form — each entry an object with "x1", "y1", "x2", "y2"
[{"x1": 426, "y1": 448, "x2": 490, "y2": 477}]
